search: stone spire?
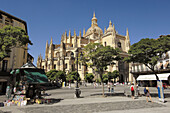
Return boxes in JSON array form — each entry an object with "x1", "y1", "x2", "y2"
[
  {"x1": 45, "y1": 40, "x2": 49, "y2": 59},
  {"x1": 113, "y1": 24, "x2": 116, "y2": 34},
  {"x1": 61, "y1": 33, "x2": 64, "y2": 42},
  {"x1": 37, "y1": 55, "x2": 40, "y2": 67},
  {"x1": 37, "y1": 55, "x2": 40, "y2": 61},
  {"x1": 91, "y1": 12, "x2": 98, "y2": 27},
  {"x1": 50, "y1": 37, "x2": 53, "y2": 45},
  {"x1": 65, "y1": 30, "x2": 67, "y2": 38},
  {"x1": 126, "y1": 28, "x2": 130, "y2": 52},
  {"x1": 126, "y1": 28, "x2": 130, "y2": 40},
  {"x1": 49, "y1": 37, "x2": 53, "y2": 59},
  {"x1": 74, "y1": 29, "x2": 76, "y2": 37},
  {"x1": 69, "y1": 29, "x2": 71, "y2": 38},
  {"x1": 83, "y1": 28, "x2": 85, "y2": 37},
  {"x1": 74, "y1": 29, "x2": 77, "y2": 47},
  {"x1": 109, "y1": 20, "x2": 112, "y2": 27},
  {"x1": 39, "y1": 54, "x2": 42, "y2": 61},
  {"x1": 93, "y1": 12, "x2": 96, "y2": 17},
  {"x1": 104, "y1": 27, "x2": 106, "y2": 34},
  {"x1": 79, "y1": 30, "x2": 81, "y2": 37},
  {"x1": 46, "y1": 40, "x2": 48, "y2": 49}
]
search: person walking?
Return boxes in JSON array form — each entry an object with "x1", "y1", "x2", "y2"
[
  {"x1": 130, "y1": 83, "x2": 134, "y2": 99},
  {"x1": 144, "y1": 86, "x2": 153, "y2": 102},
  {"x1": 107, "y1": 82, "x2": 110, "y2": 92},
  {"x1": 111, "y1": 81, "x2": 114, "y2": 93},
  {"x1": 136, "y1": 84, "x2": 140, "y2": 97}
]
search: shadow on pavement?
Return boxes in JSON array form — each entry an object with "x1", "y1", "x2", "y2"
[
  {"x1": 149, "y1": 93, "x2": 170, "y2": 98},
  {"x1": 90, "y1": 92, "x2": 125, "y2": 97},
  {"x1": 42, "y1": 98, "x2": 63, "y2": 105}
]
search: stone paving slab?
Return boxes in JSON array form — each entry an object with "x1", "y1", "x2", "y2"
[
  {"x1": 19, "y1": 100, "x2": 165, "y2": 113},
  {"x1": 0, "y1": 96, "x2": 168, "y2": 113}
]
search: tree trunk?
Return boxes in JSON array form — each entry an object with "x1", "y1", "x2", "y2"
[
  {"x1": 154, "y1": 73, "x2": 159, "y2": 81},
  {"x1": 99, "y1": 71, "x2": 105, "y2": 97},
  {"x1": 101, "y1": 81, "x2": 105, "y2": 97}
]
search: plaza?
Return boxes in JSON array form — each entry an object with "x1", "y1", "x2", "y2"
[
  {"x1": 0, "y1": 1, "x2": 170, "y2": 113},
  {"x1": 1, "y1": 85, "x2": 170, "y2": 113}
]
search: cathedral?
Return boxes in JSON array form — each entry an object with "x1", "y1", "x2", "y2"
[{"x1": 37, "y1": 13, "x2": 132, "y2": 83}]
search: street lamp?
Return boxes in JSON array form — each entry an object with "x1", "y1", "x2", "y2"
[{"x1": 74, "y1": 48, "x2": 83, "y2": 98}]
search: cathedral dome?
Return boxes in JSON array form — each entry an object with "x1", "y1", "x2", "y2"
[
  {"x1": 86, "y1": 26, "x2": 103, "y2": 35},
  {"x1": 107, "y1": 20, "x2": 114, "y2": 33},
  {"x1": 86, "y1": 12, "x2": 103, "y2": 35}
]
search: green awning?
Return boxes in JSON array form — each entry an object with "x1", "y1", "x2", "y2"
[
  {"x1": 15, "y1": 69, "x2": 20, "y2": 74},
  {"x1": 23, "y1": 69, "x2": 48, "y2": 84},
  {"x1": 10, "y1": 69, "x2": 20, "y2": 75},
  {"x1": 10, "y1": 70, "x2": 15, "y2": 74}
]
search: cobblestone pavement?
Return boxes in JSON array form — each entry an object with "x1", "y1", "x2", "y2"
[
  {"x1": 0, "y1": 85, "x2": 170, "y2": 113},
  {"x1": 19, "y1": 100, "x2": 165, "y2": 113}
]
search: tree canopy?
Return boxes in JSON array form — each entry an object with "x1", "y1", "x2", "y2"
[
  {"x1": 82, "y1": 43, "x2": 120, "y2": 96},
  {"x1": 83, "y1": 43, "x2": 120, "y2": 75},
  {"x1": 0, "y1": 25, "x2": 32, "y2": 61},
  {"x1": 84, "y1": 73, "x2": 94, "y2": 83},
  {"x1": 66, "y1": 71, "x2": 81, "y2": 82},
  {"x1": 102, "y1": 70, "x2": 120, "y2": 83},
  {"x1": 124, "y1": 35, "x2": 170, "y2": 80},
  {"x1": 46, "y1": 69, "x2": 66, "y2": 83}
]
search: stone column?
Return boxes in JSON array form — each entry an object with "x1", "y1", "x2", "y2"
[{"x1": 2, "y1": 15, "x2": 6, "y2": 24}]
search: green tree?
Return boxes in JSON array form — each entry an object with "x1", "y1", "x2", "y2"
[
  {"x1": 85, "y1": 73, "x2": 94, "y2": 83},
  {"x1": 56, "y1": 70, "x2": 66, "y2": 83},
  {"x1": 46, "y1": 70, "x2": 66, "y2": 84},
  {"x1": 0, "y1": 25, "x2": 32, "y2": 61},
  {"x1": 66, "y1": 71, "x2": 81, "y2": 82},
  {"x1": 82, "y1": 43, "x2": 120, "y2": 96},
  {"x1": 46, "y1": 69, "x2": 58, "y2": 82},
  {"x1": 102, "y1": 70, "x2": 119, "y2": 83},
  {"x1": 112, "y1": 70, "x2": 119, "y2": 82},
  {"x1": 124, "y1": 35, "x2": 170, "y2": 80},
  {"x1": 102, "y1": 74, "x2": 108, "y2": 83}
]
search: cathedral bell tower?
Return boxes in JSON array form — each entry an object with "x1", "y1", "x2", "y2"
[
  {"x1": 91, "y1": 12, "x2": 98, "y2": 27},
  {"x1": 49, "y1": 37, "x2": 54, "y2": 70}
]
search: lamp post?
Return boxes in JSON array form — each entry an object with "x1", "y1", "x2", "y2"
[{"x1": 74, "y1": 48, "x2": 82, "y2": 98}]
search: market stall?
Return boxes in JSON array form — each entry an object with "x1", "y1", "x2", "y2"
[{"x1": 3, "y1": 62, "x2": 49, "y2": 106}]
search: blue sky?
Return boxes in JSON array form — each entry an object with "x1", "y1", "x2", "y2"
[{"x1": 0, "y1": 0, "x2": 170, "y2": 65}]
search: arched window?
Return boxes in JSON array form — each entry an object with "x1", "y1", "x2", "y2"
[
  {"x1": 56, "y1": 52, "x2": 60, "y2": 57},
  {"x1": 48, "y1": 64, "x2": 50, "y2": 69},
  {"x1": 71, "y1": 52, "x2": 74, "y2": 57},
  {"x1": 65, "y1": 63, "x2": 67, "y2": 69},
  {"x1": 79, "y1": 63, "x2": 81, "y2": 69},
  {"x1": 117, "y1": 42, "x2": 121, "y2": 48},
  {"x1": 104, "y1": 42, "x2": 107, "y2": 47}
]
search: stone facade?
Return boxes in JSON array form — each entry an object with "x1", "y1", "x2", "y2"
[
  {"x1": 0, "y1": 10, "x2": 31, "y2": 73},
  {"x1": 37, "y1": 13, "x2": 131, "y2": 83},
  {"x1": 131, "y1": 50, "x2": 170, "y2": 84}
]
